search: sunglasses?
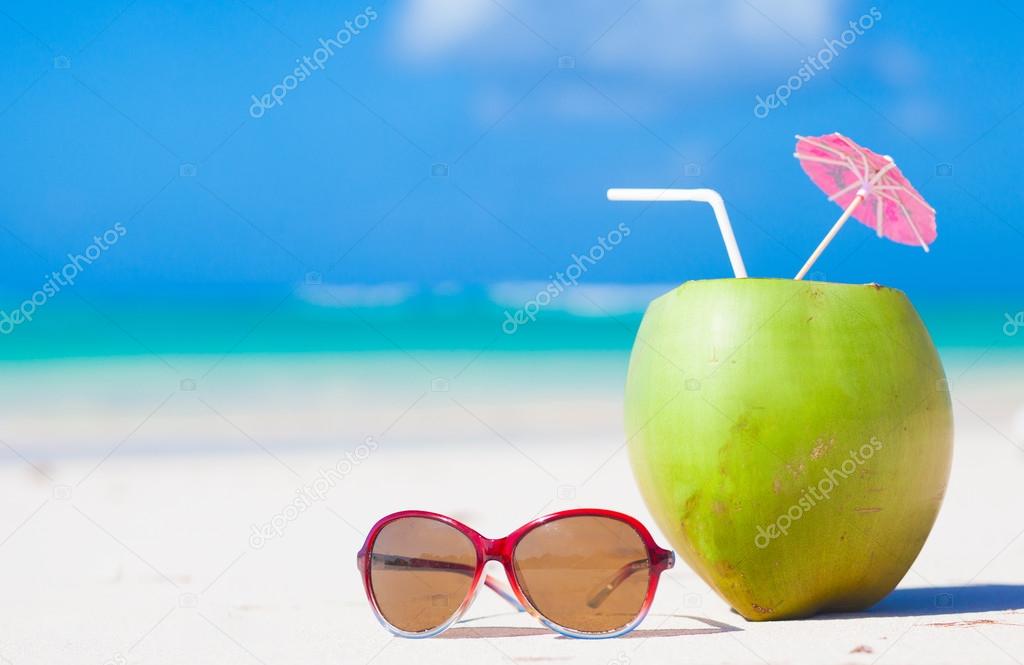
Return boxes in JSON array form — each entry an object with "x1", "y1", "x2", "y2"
[{"x1": 357, "y1": 509, "x2": 675, "y2": 638}]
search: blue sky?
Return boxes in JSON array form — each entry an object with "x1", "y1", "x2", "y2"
[{"x1": 1, "y1": 0, "x2": 1022, "y2": 300}]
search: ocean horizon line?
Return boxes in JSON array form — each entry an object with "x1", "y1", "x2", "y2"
[{"x1": 0, "y1": 282, "x2": 1019, "y2": 361}]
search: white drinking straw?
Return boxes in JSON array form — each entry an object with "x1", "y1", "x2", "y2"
[{"x1": 607, "y1": 188, "x2": 748, "y2": 278}]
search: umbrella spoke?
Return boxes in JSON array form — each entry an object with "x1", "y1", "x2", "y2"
[
  {"x1": 874, "y1": 185, "x2": 935, "y2": 212},
  {"x1": 790, "y1": 152, "x2": 864, "y2": 184},
  {"x1": 827, "y1": 179, "x2": 864, "y2": 202},
  {"x1": 793, "y1": 153, "x2": 852, "y2": 169},
  {"x1": 836, "y1": 133, "x2": 871, "y2": 181},
  {"x1": 796, "y1": 135, "x2": 866, "y2": 180},
  {"x1": 867, "y1": 160, "x2": 897, "y2": 186},
  {"x1": 828, "y1": 161, "x2": 895, "y2": 203},
  {"x1": 796, "y1": 134, "x2": 848, "y2": 159},
  {"x1": 794, "y1": 153, "x2": 864, "y2": 185},
  {"x1": 877, "y1": 191, "x2": 930, "y2": 251}
]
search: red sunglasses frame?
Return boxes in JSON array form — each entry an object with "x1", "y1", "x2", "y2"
[{"x1": 357, "y1": 508, "x2": 675, "y2": 638}]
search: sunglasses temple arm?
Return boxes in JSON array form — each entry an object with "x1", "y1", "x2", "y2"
[
  {"x1": 484, "y1": 575, "x2": 526, "y2": 612},
  {"x1": 587, "y1": 548, "x2": 675, "y2": 608},
  {"x1": 367, "y1": 554, "x2": 525, "y2": 612},
  {"x1": 586, "y1": 559, "x2": 651, "y2": 609}
]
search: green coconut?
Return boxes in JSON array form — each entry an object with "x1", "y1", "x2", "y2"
[{"x1": 625, "y1": 278, "x2": 953, "y2": 620}]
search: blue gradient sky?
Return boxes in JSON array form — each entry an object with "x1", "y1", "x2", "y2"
[{"x1": 1, "y1": 0, "x2": 1022, "y2": 301}]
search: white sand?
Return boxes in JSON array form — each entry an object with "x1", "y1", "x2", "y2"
[{"x1": 1, "y1": 358, "x2": 1022, "y2": 664}]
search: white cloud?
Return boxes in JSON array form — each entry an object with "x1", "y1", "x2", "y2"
[
  {"x1": 394, "y1": 0, "x2": 498, "y2": 58},
  {"x1": 871, "y1": 39, "x2": 926, "y2": 86},
  {"x1": 867, "y1": 40, "x2": 944, "y2": 135},
  {"x1": 887, "y1": 95, "x2": 949, "y2": 135},
  {"x1": 488, "y1": 281, "x2": 676, "y2": 316},
  {"x1": 393, "y1": 0, "x2": 843, "y2": 79},
  {"x1": 297, "y1": 282, "x2": 417, "y2": 308}
]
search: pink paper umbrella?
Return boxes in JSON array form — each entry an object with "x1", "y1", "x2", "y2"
[{"x1": 793, "y1": 132, "x2": 936, "y2": 280}]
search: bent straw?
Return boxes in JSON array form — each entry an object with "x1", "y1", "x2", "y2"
[{"x1": 607, "y1": 188, "x2": 748, "y2": 278}]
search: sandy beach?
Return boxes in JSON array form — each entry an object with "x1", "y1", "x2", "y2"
[
  {"x1": 1, "y1": 352, "x2": 1022, "y2": 664},
  {"x1": 3, "y1": 0, "x2": 1021, "y2": 661}
]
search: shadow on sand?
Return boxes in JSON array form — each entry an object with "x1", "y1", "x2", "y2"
[
  {"x1": 827, "y1": 585, "x2": 1024, "y2": 619},
  {"x1": 436, "y1": 614, "x2": 740, "y2": 639},
  {"x1": 438, "y1": 586, "x2": 1024, "y2": 638}
]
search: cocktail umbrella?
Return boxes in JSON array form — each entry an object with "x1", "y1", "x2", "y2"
[{"x1": 793, "y1": 132, "x2": 936, "y2": 280}]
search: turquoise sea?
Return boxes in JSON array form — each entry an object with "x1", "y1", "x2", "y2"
[
  {"x1": 0, "y1": 283, "x2": 1019, "y2": 361},
  {"x1": 1, "y1": 282, "x2": 1019, "y2": 459}
]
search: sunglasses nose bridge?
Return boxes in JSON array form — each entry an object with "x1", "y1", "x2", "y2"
[{"x1": 480, "y1": 536, "x2": 508, "y2": 562}]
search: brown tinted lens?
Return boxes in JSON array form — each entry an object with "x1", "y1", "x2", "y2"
[
  {"x1": 513, "y1": 515, "x2": 650, "y2": 634},
  {"x1": 369, "y1": 517, "x2": 478, "y2": 633}
]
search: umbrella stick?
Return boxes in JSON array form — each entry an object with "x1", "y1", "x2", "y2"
[{"x1": 794, "y1": 193, "x2": 864, "y2": 280}]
